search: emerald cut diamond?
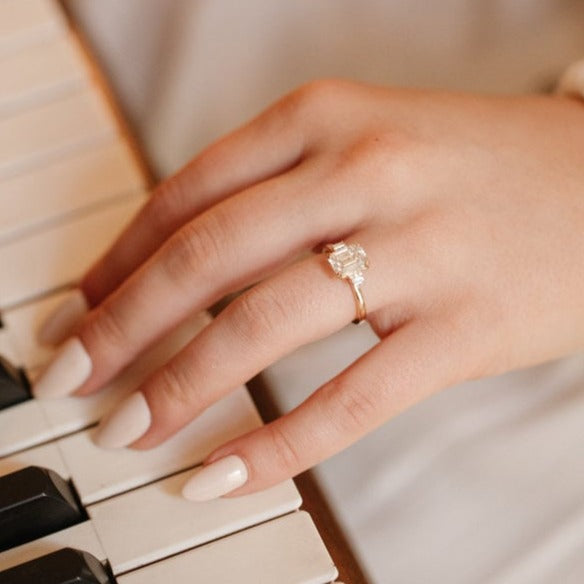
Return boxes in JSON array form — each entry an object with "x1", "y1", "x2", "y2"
[{"x1": 326, "y1": 242, "x2": 369, "y2": 285}]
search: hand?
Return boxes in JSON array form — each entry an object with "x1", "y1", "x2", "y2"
[{"x1": 33, "y1": 81, "x2": 584, "y2": 500}]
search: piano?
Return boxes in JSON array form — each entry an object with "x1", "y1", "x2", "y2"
[{"x1": 0, "y1": 1, "x2": 355, "y2": 581}]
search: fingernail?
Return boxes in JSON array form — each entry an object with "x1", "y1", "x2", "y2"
[
  {"x1": 32, "y1": 337, "x2": 92, "y2": 399},
  {"x1": 182, "y1": 455, "x2": 248, "y2": 501},
  {"x1": 38, "y1": 289, "x2": 89, "y2": 346},
  {"x1": 94, "y1": 392, "x2": 151, "y2": 449}
]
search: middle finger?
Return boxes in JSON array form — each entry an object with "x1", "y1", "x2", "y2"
[{"x1": 32, "y1": 164, "x2": 367, "y2": 400}]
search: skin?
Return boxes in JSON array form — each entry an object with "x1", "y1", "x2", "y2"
[{"x1": 64, "y1": 81, "x2": 584, "y2": 495}]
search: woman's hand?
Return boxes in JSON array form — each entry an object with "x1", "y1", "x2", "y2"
[{"x1": 33, "y1": 81, "x2": 584, "y2": 499}]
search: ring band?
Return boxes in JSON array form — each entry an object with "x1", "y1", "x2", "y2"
[{"x1": 324, "y1": 241, "x2": 369, "y2": 324}]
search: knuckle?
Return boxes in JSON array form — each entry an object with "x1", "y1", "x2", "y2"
[
  {"x1": 365, "y1": 132, "x2": 415, "y2": 180},
  {"x1": 162, "y1": 212, "x2": 227, "y2": 285},
  {"x1": 229, "y1": 284, "x2": 291, "y2": 349},
  {"x1": 157, "y1": 362, "x2": 196, "y2": 408},
  {"x1": 321, "y1": 129, "x2": 421, "y2": 216},
  {"x1": 329, "y1": 136, "x2": 385, "y2": 176},
  {"x1": 148, "y1": 175, "x2": 191, "y2": 230},
  {"x1": 283, "y1": 79, "x2": 347, "y2": 122},
  {"x1": 87, "y1": 302, "x2": 129, "y2": 348},
  {"x1": 265, "y1": 423, "x2": 302, "y2": 472},
  {"x1": 326, "y1": 376, "x2": 381, "y2": 434}
]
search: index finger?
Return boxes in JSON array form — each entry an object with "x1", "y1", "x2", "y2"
[{"x1": 38, "y1": 94, "x2": 307, "y2": 346}]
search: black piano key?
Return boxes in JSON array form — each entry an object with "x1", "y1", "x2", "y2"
[
  {"x1": 0, "y1": 548, "x2": 113, "y2": 584},
  {"x1": 0, "y1": 467, "x2": 85, "y2": 552},
  {"x1": 0, "y1": 354, "x2": 30, "y2": 410}
]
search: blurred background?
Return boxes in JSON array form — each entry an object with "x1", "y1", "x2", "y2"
[
  {"x1": 63, "y1": 2, "x2": 584, "y2": 582},
  {"x1": 65, "y1": 0, "x2": 584, "y2": 176}
]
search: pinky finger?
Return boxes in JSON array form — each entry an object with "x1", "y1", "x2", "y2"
[{"x1": 181, "y1": 319, "x2": 459, "y2": 501}]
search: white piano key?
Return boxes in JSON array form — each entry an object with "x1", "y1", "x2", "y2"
[
  {"x1": 1, "y1": 289, "x2": 76, "y2": 369},
  {"x1": 0, "y1": 399, "x2": 52, "y2": 457},
  {"x1": 0, "y1": 441, "x2": 68, "y2": 480},
  {"x1": 37, "y1": 312, "x2": 212, "y2": 436},
  {"x1": 89, "y1": 468, "x2": 301, "y2": 574},
  {"x1": 0, "y1": 0, "x2": 66, "y2": 58},
  {"x1": 0, "y1": 193, "x2": 145, "y2": 308},
  {"x1": 0, "y1": 36, "x2": 86, "y2": 117},
  {"x1": 0, "y1": 521, "x2": 106, "y2": 572},
  {"x1": 0, "y1": 140, "x2": 146, "y2": 244},
  {"x1": 0, "y1": 87, "x2": 115, "y2": 180},
  {"x1": 117, "y1": 511, "x2": 338, "y2": 584},
  {"x1": 59, "y1": 387, "x2": 263, "y2": 505}
]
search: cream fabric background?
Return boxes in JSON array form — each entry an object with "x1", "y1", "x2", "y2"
[{"x1": 64, "y1": 2, "x2": 584, "y2": 582}]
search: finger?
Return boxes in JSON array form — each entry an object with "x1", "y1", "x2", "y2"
[
  {"x1": 92, "y1": 233, "x2": 412, "y2": 450},
  {"x1": 38, "y1": 94, "x2": 309, "y2": 346},
  {"x1": 32, "y1": 168, "x2": 367, "y2": 400},
  {"x1": 182, "y1": 319, "x2": 459, "y2": 500},
  {"x1": 81, "y1": 96, "x2": 308, "y2": 307}
]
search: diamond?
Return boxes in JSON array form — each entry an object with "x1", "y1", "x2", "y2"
[{"x1": 326, "y1": 243, "x2": 369, "y2": 285}]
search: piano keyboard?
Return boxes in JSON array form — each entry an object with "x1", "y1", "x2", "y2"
[{"x1": 0, "y1": 1, "x2": 340, "y2": 581}]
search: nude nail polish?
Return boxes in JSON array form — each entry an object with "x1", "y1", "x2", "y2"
[
  {"x1": 32, "y1": 337, "x2": 92, "y2": 399},
  {"x1": 94, "y1": 392, "x2": 152, "y2": 449},
  {"x1": 181, "y1": 455, "x2": 249, "y2": 502},
  {"x1": 38, "y1": 289, "x2": 89, "y2": 346}
]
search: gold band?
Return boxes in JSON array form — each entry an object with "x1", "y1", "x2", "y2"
[
  {"x1": 348, "y1": 278, "x2": 367, "y2": 324},
  {"x1": 324, "y1": 241, "x2": 369, "y2": 324}
]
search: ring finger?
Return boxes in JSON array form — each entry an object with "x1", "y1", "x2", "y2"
[{"x1": 92, "y1": 233, "x2": 410, "y2": 449}]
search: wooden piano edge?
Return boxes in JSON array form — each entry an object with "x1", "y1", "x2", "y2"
[
  {"x1": 58, "y1": 0, "x2": 157, "y2": 192},
  {"x1": 57, "y1": 3, "x2": 371, "y2": 581}
]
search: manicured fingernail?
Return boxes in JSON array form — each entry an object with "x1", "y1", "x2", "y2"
[
  {"x1": 94, "y1": 392, "x2": 151, "y2": 449},
  {"x1": 181, "y1": 455, "x2": 248, "y2": 501},
  {"x1": 38, "y1": 289, "x2": 89, "y2": 346},
  {"x1": 32, "y1": 337, "x2": 92, "y2": 399}
]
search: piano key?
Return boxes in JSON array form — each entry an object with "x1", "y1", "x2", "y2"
[
  {"x1": 0, "y1": 36, "x2": 86, "y2": 117},
  {"x1": 0, "y1": 521, "x2": 106, "y2": 573},
  {"x1": 0, "y1": 399, "x2": 52, "y2": 457},
  {"x1": 0, "y1": 442, "x2": 68, "y2": 481},
  {"x1": 0, "y1": 87, "x2": 115, "y2": 181},
  {"x1": 0, "y1": 140, "x2": 146, "y2": 245},
  {"x1": 0, "y1": 290, "x2": 71, "y2": 369},
  {"x1": 59, "y1": 387, "x2": 263, "y2": 505},
  {"x1": 0, "y1": 354, "x2": 30, "y2": 410},
  {"x1": 0, "y1": 466, "x2": 83, "y2": 552},
  {"x1": 89, "y1": 468, "x2": 301, "y2": 574},
  {"x1": 0, "y1": 194, "x2": 145, "y2": 309},
  {"x1": 116, "y1": 511, "x2": 338, "y2": 584},
  {"x1": 0, "y1": 548, "x2": 112, "y2": 584},
  {"x1": 0, "y1": 0, "x2": 66, "y2": 58}
]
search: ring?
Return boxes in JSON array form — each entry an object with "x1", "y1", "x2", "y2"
[{"x1": 324, "y1": 241, "x2": 369, "y2": 324}]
